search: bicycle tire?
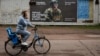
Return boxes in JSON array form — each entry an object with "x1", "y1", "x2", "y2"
[
  {"x1": 33, "y1": 38, "x2": 51, "y2": 54},
  {"x1": 5, "y1": 39, "x2": 22, "y2": 56}
]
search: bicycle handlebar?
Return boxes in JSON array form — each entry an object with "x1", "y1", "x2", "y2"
[{"x1": 31, "y1": 25, "x2": 37, "y2": 31}]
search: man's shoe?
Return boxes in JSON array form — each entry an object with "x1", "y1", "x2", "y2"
[{"x1": 21, "y1": 42, "x2": 28, "y2": 46}]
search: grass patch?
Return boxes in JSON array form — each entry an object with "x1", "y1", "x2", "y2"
[
  {"x1": 0, "y1": 24, "x2": 100, "y2": 30},
  {"x1": 37, "y1": 25, "x2": 100, "y2": 29},
  {"x1": 67, "y1": 25, "x2": 100, "y2": 29}
]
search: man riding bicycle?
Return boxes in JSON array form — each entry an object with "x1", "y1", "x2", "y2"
[{"x1": 16, "y1": 10, "x2": 34, "y2": 46}]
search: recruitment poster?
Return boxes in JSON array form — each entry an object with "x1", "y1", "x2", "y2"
[{"x1": 30, "y1": 0, "x2": 77, "y2": 22}]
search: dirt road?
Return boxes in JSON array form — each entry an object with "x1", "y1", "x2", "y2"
[{"x1": 0, "y1": 26, "x2": 100, "y2": 56}]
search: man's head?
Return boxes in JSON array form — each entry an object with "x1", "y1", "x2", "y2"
[
  {"x1": 21, "y1": 10, "x2": 29, "y2": 19},
  {"x1": 50, "y1": 0, "x2": 58, "y2": 9}
]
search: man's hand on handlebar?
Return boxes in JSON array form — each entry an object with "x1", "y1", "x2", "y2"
[
  {"x1": 31, "y1": 27, "x2": 37, "y2": 31},
  {"x1": 31, "y1": 25, "x2": 37, "y2": 32}
]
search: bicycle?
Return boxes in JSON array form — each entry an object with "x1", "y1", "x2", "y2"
[{"x1": 5, "y1": 26, "x2": 51, "y2": 56}]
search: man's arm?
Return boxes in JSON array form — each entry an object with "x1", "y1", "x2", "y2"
[{"x1": 27, "y1": 19, "x2": 35, "y2": 28}]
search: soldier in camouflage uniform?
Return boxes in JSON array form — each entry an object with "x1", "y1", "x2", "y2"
[{"x1": 44, "y1": 0, "x2": 62, "y2": 22}]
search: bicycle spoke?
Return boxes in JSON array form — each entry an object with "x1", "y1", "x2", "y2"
[
  {"x1": 34, "y1": 38, "x2": 50, "y2": 54},
  {"x1": 5, "y1": 40, "x2": 22, "y2": 56}
]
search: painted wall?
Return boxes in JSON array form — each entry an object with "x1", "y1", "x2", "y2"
[{"x1": 89, "y1": 0, "x2": 93, "y2": 20}]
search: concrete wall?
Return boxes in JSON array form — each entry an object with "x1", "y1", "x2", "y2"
[
  {"x1": 0, "y1": 0, "x2": 99, "y2": 25},
  {"x1": 0, "y1": 0, "x2": 29, "y2": 24}
]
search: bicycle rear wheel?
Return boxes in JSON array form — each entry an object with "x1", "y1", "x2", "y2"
[
  {"x1": 33, "y1": 38, "x2": 51, "y2": 54},
  {"x1": 5, "y1": 39, "x2": 22, "y2": 56}
]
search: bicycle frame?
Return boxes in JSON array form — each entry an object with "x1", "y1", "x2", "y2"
[{"x1": 26, "y1": 26, "x2": 43, "y2": 48}]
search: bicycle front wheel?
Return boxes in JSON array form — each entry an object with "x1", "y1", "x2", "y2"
[
  {"x1": 33, "y1": 38, "x2": 51, "y2": 54},
  {"x1": 5, "y1": 39, "x2": 22, "y2": 56}
]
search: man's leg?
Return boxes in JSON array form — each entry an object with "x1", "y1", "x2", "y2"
[
  {"x1": 22, "y1": 31, "x2": 31, "y2": 42},
  {"x1": 17, "y1": 30, "x2": 31, "y2": 45}
]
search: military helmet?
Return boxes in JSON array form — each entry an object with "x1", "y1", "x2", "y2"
[{"x1": 50, "y1": 0, "x2": 58, "y2": 7}]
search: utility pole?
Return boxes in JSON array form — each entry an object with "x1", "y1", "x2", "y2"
[
  {"x1": 0, "y1": 0, "x2": 1, "y2": 24},
  {"x1": 95, "y1": 0, "x2": 99, "y2": 24}
]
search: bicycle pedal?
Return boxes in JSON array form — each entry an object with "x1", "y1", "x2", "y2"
[
  {"x1": 12, "y1": 45, "x2": 16, "y2": 49},
  {"x1": 23, "y1": 47, "x2": 28, "y2": 52},
  {"x1": 22, "y1": 45, "x2": 28, "y2": 52}
]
